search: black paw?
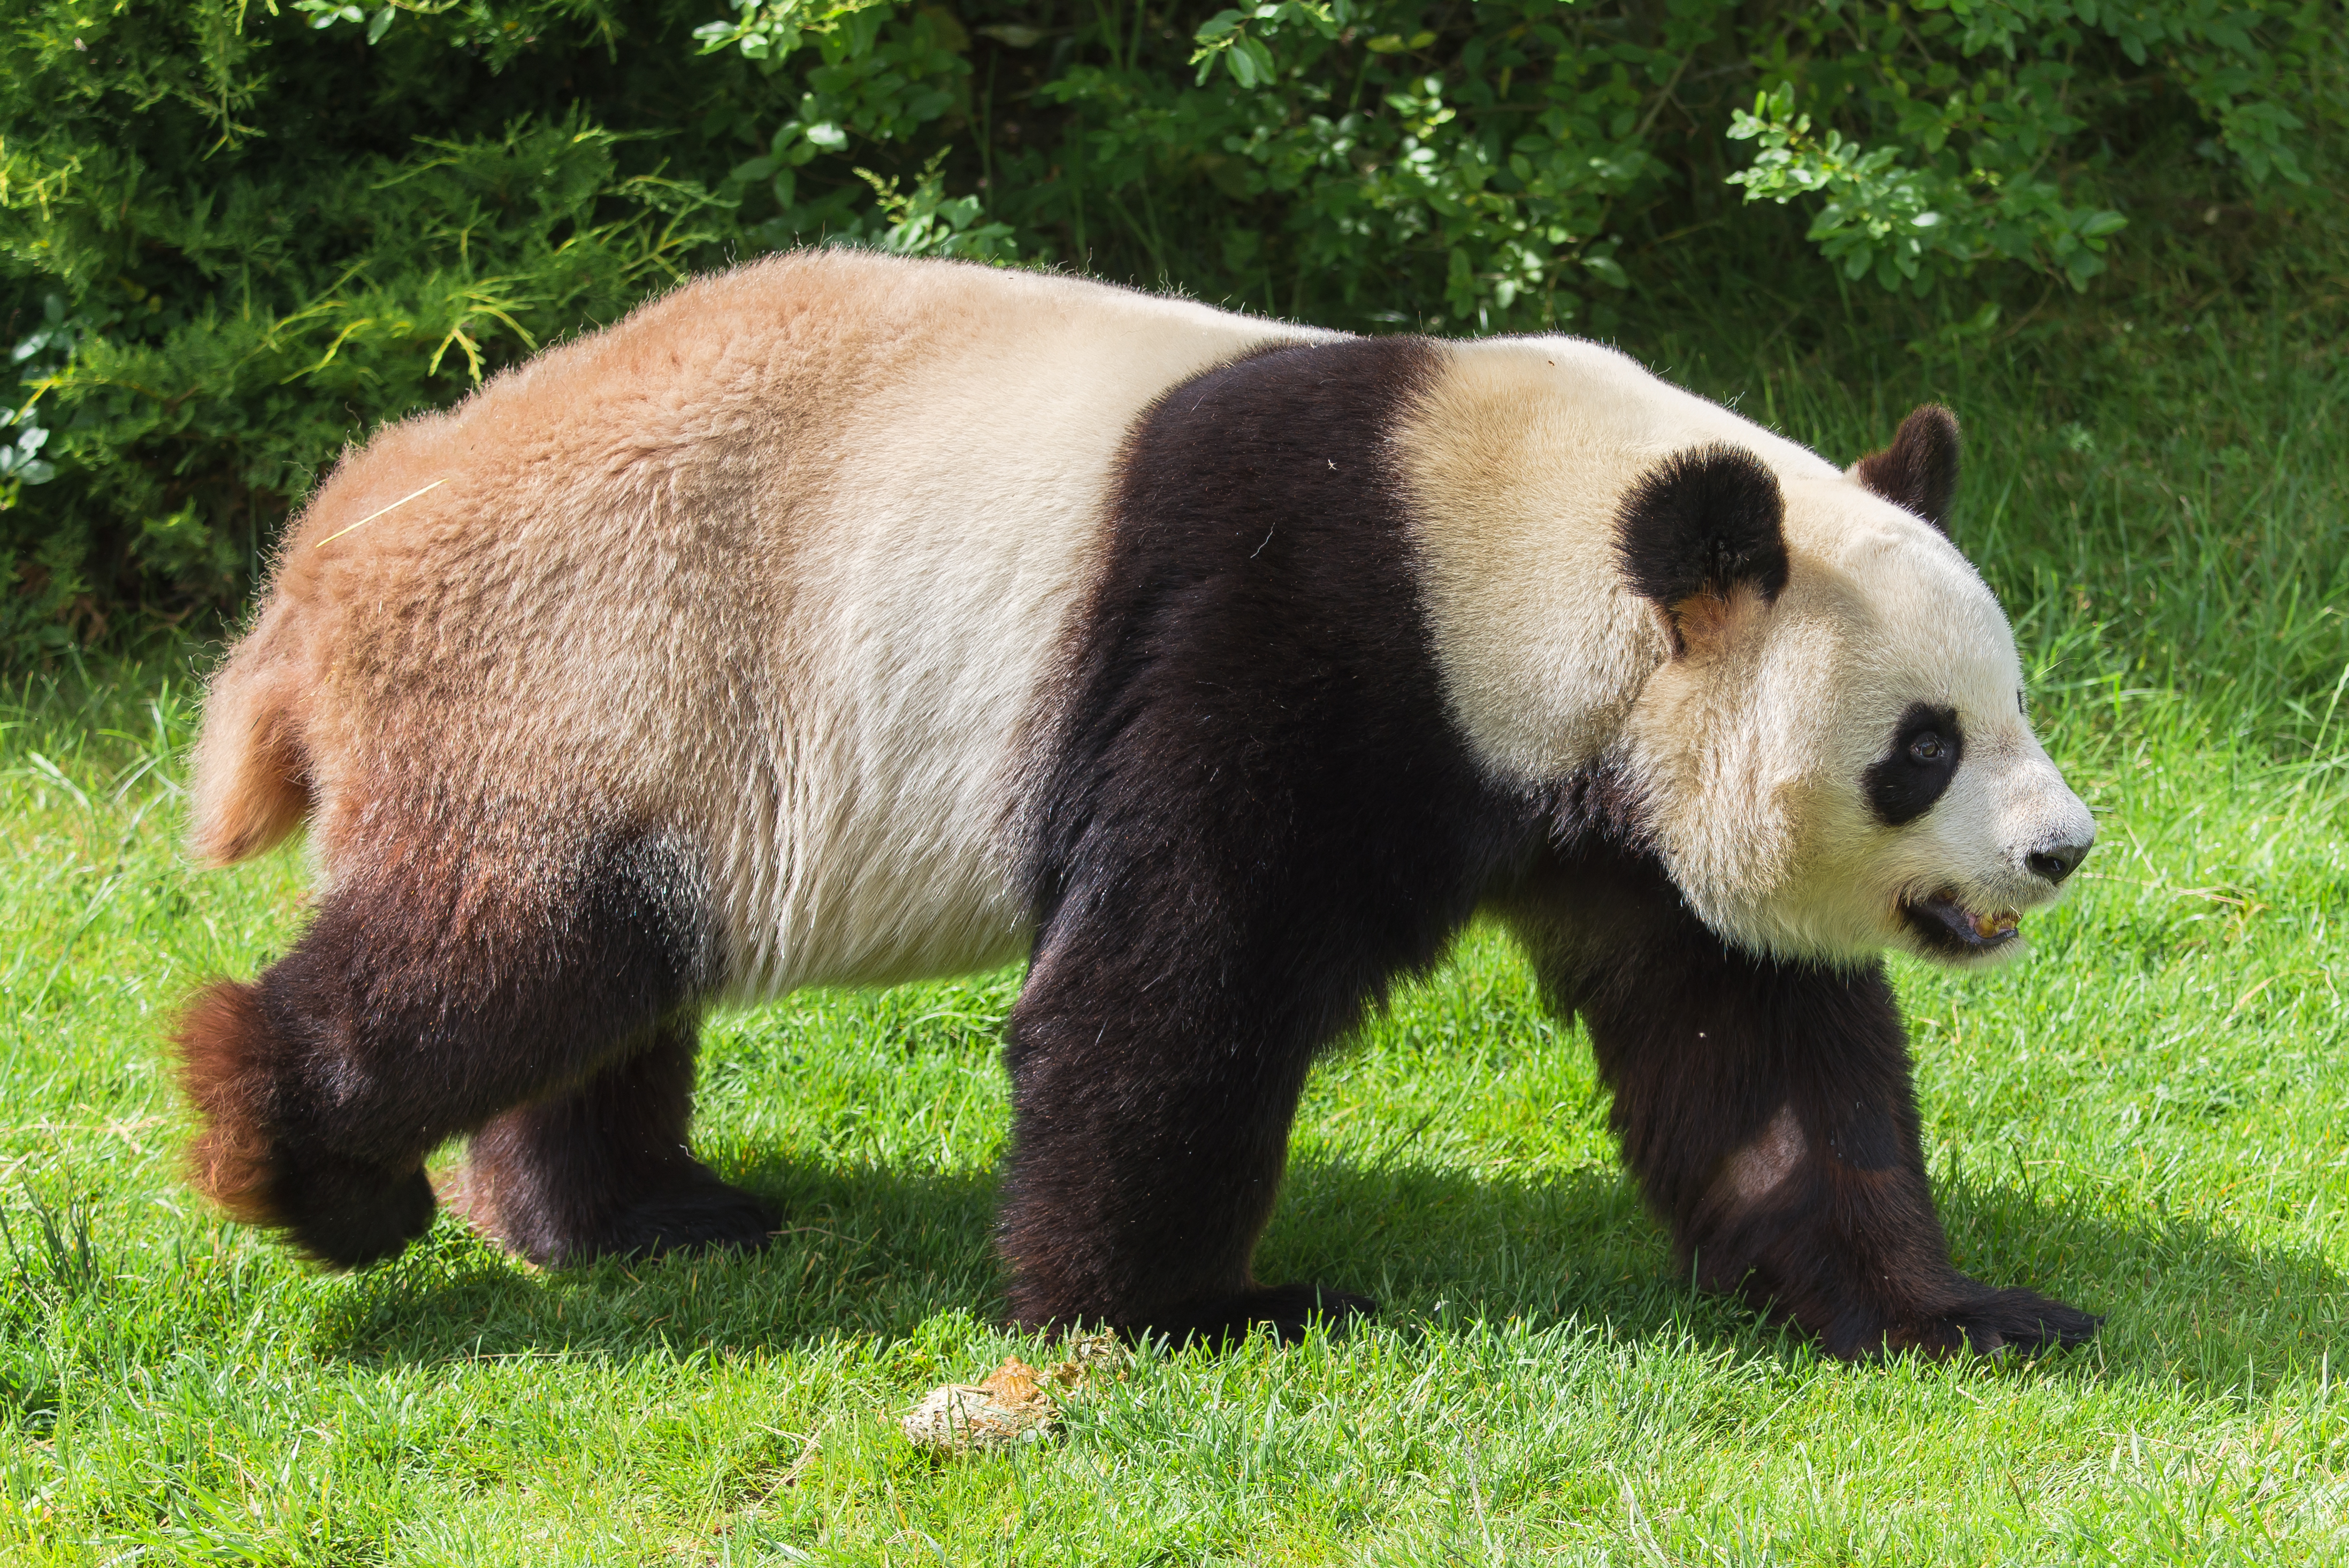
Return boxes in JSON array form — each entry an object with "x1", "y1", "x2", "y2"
[
  {"x1": 454, "y1": 1160, "x2": 778, "y2": 1267},
  {"x1": 1173, "y1": 1282, "x2": 1378, "y2": 1348},
  {"x1": 285, "y1": 1162, "x2": 438, "y2": 1269},
  {"x1": 597, "y1": 1180, "x2": 779, "y2": 1264},
  {"x1": 1882, "y1": 1286, "x2": 2101, "y2": 1359},
  {"x1": 1945, "y1": 1286, "x2": 2101, "y2": 1355}
]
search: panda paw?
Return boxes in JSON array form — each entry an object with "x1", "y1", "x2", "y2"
[
  {"x1": 283, "y1": 1160, "x2": 439, "y2": 1270},
  {"x1": 1890, "y1": 1284, "x2": 2101, "y2": 1359},
  {"x1": 600, "y1": 1180, "x2": 780, "y2": 1263},
  {"x1": 1172, "y1": 1282, "x2": 1377, "y2": 1348},
  {"x1": 458, "y1": 1174, "x2": 779, "y2": 1267}
]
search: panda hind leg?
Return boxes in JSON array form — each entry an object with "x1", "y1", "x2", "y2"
[
  {"x1": 454, "y1": 1016, "x2": 776, "y2": 1267},
  {"x1": 178, "y1": 976, "x2": 438, "y2": 1269},
  {"x1": 174, "y1": 829, "x2": 732, "y2": 1271}
]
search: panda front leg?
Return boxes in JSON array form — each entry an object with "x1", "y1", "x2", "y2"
[
  {"x1": 1595, "y1": 953, "x2": 2099, "y2": 1358},
  {"x1": 998, "y1": 917, "x2": 1379, "y2": 1346},
  {"x1": 1512, "y1": 859, "x2": 2099, "y2": 1359}
]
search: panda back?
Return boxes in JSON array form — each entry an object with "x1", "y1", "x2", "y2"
[{"x1": 242, "y1": 252, "x2": 1321, "y2": 996}]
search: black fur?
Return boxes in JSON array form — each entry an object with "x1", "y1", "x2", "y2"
[
  {"x1": 456, "y1": 1015, "x2": 777, "y2": 1266},
  {"x1": 1853, "y1": 405, "x2": 1962, "y2": 533},
  {"x1": 1863, "y1": 702, "x2": 1965, "y2": 827},
  {"x1": 1008, "y1": 336, "x2": 1545, "y2": 1343},
  {"x1": 1499, "y1": 796, "x2": 2098, "y2": 1358},
  {"x1": 1615, "y1": 446, "x2": 1787, "y2": 653},
  {"x1": 177, "y1": 828, "x2": 771, "y2": 1268}
]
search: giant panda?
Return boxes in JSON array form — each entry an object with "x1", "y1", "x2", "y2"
[{"x1": 178, "y1": 248, "x2": 2100, "y2": 1358}]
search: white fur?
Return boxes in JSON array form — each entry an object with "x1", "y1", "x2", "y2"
[
  {"x1": 708, "y1": 265, "x2": 1332, "y2": 995},
  {"x1": 212, "y1": 254, "x2": 1326, "y2": 1001},
  {"x1": 1399, "y1": 336, "x2": 2094, "y2": 966}
]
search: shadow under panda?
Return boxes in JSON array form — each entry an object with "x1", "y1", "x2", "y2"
[{"x1": 176, "y1": 249, "x2": 2099, "y2": 1359}]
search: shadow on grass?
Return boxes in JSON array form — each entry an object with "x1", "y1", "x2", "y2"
[
  {"x1": 314, "y1": 1151, "x2": 2343, "y2": 1396},
  {"x1": 1268, "y1": 1157, "x2": 2347, "y2": 1391}
]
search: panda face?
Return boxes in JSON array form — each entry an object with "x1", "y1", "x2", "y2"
[
  {"x1": 1619, "y1": 469, "x2": 2095, "y2": 969},
  {"x1": 1794, "y1": 542, "x2": 2095, "y2": 968}
]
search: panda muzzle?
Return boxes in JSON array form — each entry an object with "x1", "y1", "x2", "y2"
[{"x1": 1904, "y1": 890, "x2": 2021, "y2": 954}]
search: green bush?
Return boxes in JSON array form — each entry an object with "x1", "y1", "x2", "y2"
[{"x1": 2, "y1": 0, "x2": 2338, "y2": 657}]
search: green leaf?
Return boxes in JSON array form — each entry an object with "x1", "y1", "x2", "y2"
[{"x1": 1195, "y1": 10, "x2": 1248, "y2": 44}]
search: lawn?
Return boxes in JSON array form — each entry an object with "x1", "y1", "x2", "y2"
[{"x1": 4, "y1": 302, "x2": 2344, "y2": 1564}]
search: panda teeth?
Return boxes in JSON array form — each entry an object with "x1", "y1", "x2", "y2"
[{"x1": 1908, "y1": 891, "x2": 2019, "y2": 952}]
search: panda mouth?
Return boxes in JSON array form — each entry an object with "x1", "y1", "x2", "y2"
[{"x1": 1903, "y1": 891, "x2": 2021, "y2": 956}]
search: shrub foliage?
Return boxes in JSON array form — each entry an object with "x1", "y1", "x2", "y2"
[{"x1": 1, "y1": 0, "x2": 2336, "y2": 653}]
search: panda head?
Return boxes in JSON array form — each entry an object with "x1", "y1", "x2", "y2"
[{"x1": 1615, "y1": 406, "x2": 2096, "y2": 968}]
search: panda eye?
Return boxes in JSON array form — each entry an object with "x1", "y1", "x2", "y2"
[{"x1": 1865, "y1": 702, "x2": 1964, "y2": 826}]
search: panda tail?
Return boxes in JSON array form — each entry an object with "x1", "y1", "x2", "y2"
[{"x1": 187, "y1": 608, "x2": 314, "y2": 869}]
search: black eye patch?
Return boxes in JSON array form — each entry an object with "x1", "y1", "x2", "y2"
[{"x1": 1864, "y1": 702, "x2": 1963, "y2": 826}]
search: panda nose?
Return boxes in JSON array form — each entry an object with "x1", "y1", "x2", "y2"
[{"x1": 2026, "y1": 840, "x2": 2089, "y2": 885}]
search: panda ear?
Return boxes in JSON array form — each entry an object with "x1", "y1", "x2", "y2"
[
  {"x1": 1851, "y1": 404, "x2": 1961, "y2": 533},
  {"x1": 1615, "y1": 445, "x2": 1788, "y2": 659}
]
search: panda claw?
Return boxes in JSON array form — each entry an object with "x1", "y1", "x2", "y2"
[{"x1": 1889, "y1": 1284, "x2": 2100, "y2": 1360}]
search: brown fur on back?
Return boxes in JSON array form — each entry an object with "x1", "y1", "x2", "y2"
[
  {"x1": 188, "y1": 249, "x2": 1304, "y2": 989},
  {"x1": 190, "y1": 251, "x2": 907, "y2": 881}
]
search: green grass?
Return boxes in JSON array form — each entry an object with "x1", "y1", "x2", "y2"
[{"x1": 4, "y1": 301, "x2": 2345, "y2": 1563}]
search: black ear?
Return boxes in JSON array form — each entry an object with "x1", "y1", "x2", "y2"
[
  {"x1": 1851, "y1": 404, "x2": 1961, "y2": 533},
  {"x1": 1615, "y1": 445, "x2": 1788, "y2": 657}
]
